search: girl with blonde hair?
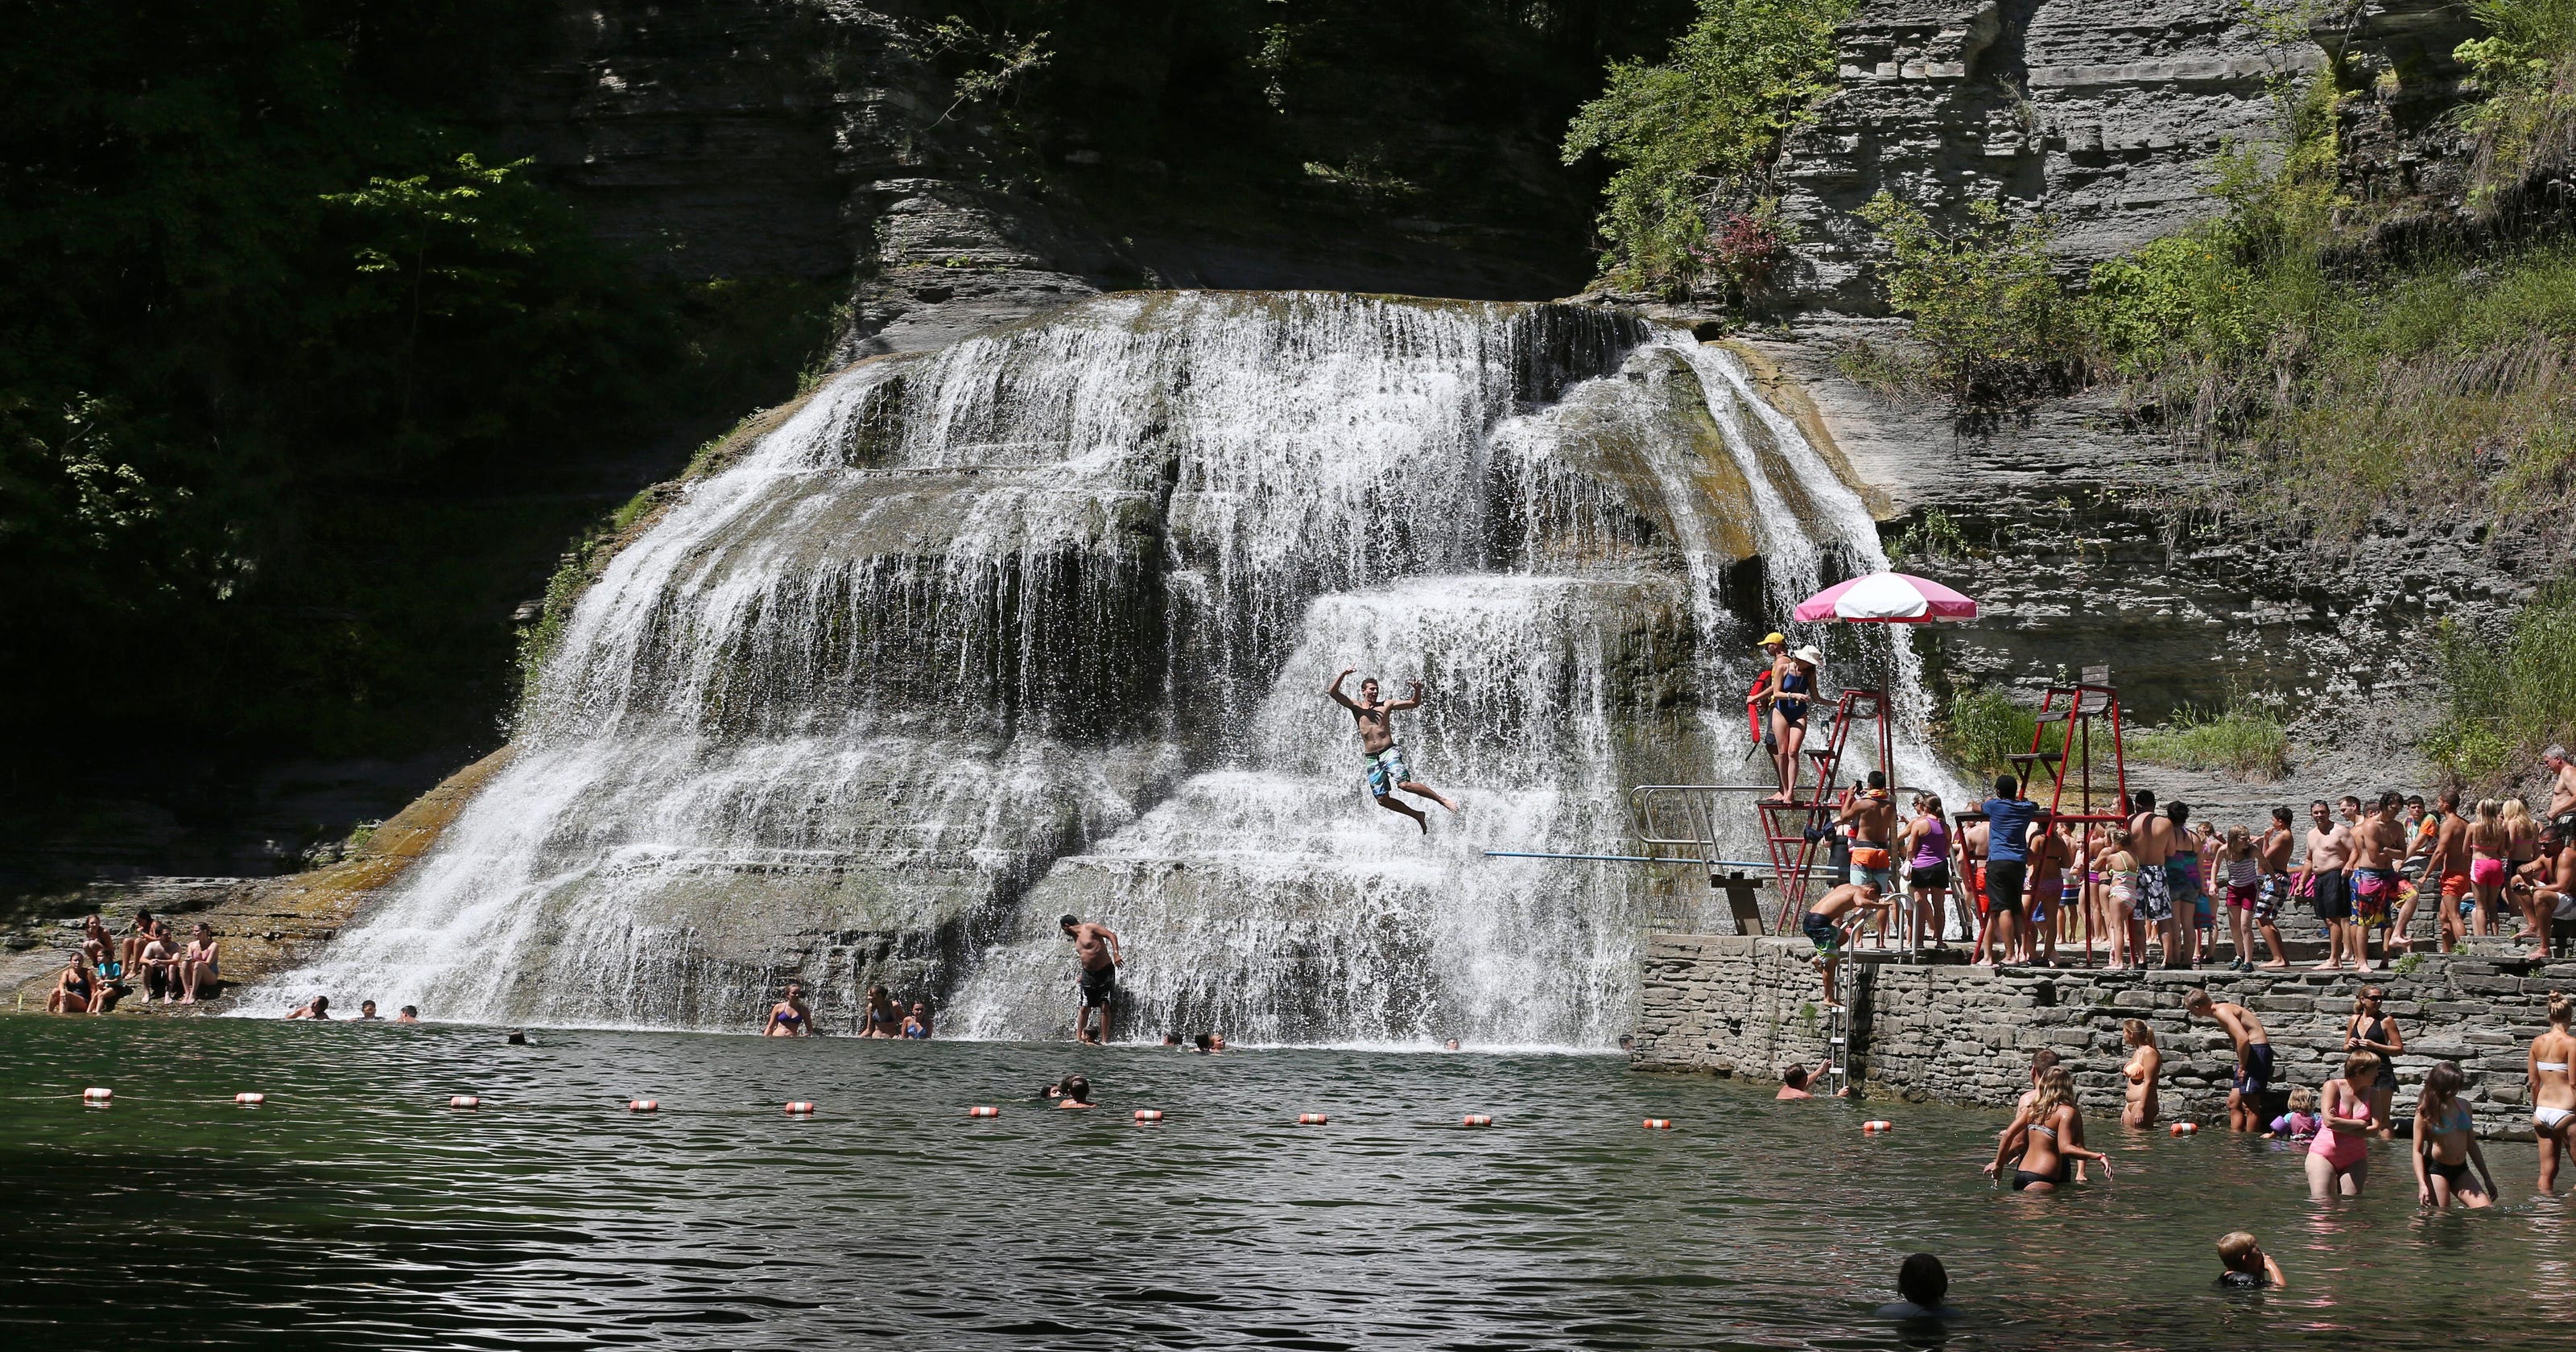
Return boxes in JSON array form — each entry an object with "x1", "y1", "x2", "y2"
[
  {"x1": 2011, "y1": 1066, "x2": 2112, "y2": 1192},
  {"x1": 2470, "y1": 798, "x2": 2510, "y2": 937}
]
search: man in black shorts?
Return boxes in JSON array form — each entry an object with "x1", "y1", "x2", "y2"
[
  {"x1": 1062, "y1": 913, "x2": 1124, "y2": 1045},
  {"x1": 2186, "y1": 989, "x2": 2273, "y2": 1132}
]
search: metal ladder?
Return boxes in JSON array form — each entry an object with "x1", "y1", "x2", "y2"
[{"x1": 1824, "y1": 957, "x2": 1854, "y2": 1097}]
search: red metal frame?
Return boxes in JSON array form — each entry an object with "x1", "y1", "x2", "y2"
[{"x1": 1760, "y1": 688, "x2": 1896, "y2": 929}]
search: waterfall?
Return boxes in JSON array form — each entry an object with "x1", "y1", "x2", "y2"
[{"x1": 247, "y1": 292, "x2": 1946, "y2": 1041}]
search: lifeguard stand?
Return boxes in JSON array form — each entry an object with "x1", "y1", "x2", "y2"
[
  {"x1": 2009, "y1": 665, "x2": 2128, "y2": 826},
  {"x1": 1757, "y1": 686, "x2": 1897, "y2": 930}
]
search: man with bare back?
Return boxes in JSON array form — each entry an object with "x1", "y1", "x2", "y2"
[
  {"x1": 2128, "y1": 789, "x2": 2182, "y2": 968},
  {"x1": 1060, "y1": 914, "x2": 1123, "y2": 1045},
  {"x1": 1326, "y1": 669, "x2": 1459, "y2": 832}
]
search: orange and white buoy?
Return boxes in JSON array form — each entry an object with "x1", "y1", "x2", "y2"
[
  {"x1": 1641, "y1": 1118, "x2": 1674, "y2": 1130},
  {"x1": 81, "y1": 1087, "x2": 113, "y2": 1103},
  {"x1": 448, "y1": 1095, "x2": 481, "y2": 1110},
  {"x1": 1862, "y1": 1120, "x2": 1893, "y2": 1134},
  {"x1": 1297, "y1": 1112, "x2": 1330, "y2": 1126},
  {"x1": 627, "y1": 1099, "x2": 659, "y2": 1113},
  {"x1": 2170, "y1": 1121, "x2": 2198, "y2": 1136},
  {"x1": 783, "y1": 1101, "x2": 817, "y2": 1115},
  {"x1": 1461, "y1": 1114, "x2": 1494, "y2": 1127},
  {"x1": 966, "y1": 1105, "x2": 1001, "y2": 1118},
  {"x1": 234, "y1": 1092, "x2": 265, "y2": 1107},
  {"x1": 1132, "y1": 1109, "x2": 1164, "y2": 1123}
]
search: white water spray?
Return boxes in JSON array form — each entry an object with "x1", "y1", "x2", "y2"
[{"x1": 251, "y1": 293, "x2": 1948, "y2": 1041}]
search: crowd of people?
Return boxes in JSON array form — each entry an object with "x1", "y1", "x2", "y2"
[
  {"x1": 45, "y1": 910, "x2": 220, "y2": 1013},
  {"x1": 1914, "y1": 987, "x2": 2576, "y2": 1207},
  {"x1": 1796, "y1": 756, "x2": 2576, "y2": 987},
  {"x1": 759, "y1": 980, "x2": 937, "y2": 1038}
]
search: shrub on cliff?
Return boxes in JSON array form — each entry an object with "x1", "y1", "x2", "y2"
[
  {"x1": 1561, "y1": 0, "x2": 1855, "y2": 296},
  {"x1": 2426, "y1": 583, "x2": 2576, "y2": 788},
  {"x1": 2457, "y1": 0, "x2": 2576, "y2": 211},
  {"x1": 1850, "y1": 194, "x2": 2086, "y2": 406}
]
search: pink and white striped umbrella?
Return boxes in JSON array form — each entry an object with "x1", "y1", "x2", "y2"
[{"x1": 1791, "y1": 571, "x2": 1978, "y2": 624}]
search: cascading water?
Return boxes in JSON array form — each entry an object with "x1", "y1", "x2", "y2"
[{"x1": 251, "y1": 291, "x2": 1948, "y2": 1041}]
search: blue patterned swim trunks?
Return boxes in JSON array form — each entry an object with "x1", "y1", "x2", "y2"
[{"x1": 1364, "y1": 744, "x2": 1411, "y2": 798}]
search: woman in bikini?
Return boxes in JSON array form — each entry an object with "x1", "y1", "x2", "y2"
[
  {"x1": 2533, "y1": 991, "x2": 2576, "y2": 1193},
  {"x1": 2009, "y1": 1066, "x2": 2112, "y2": 1192},
  {"x1": 2120, "y1": 1018, "x2": 2161, "y2": 1129},
  {"x1": 1905, "y1": 796, "x2": 1951, "y2": 948},
  {"x1": 2343, "y1": 986, "x2": 2404, "y2": 1137},
  {"x1": 1765, "y1": 645, "x2": 1820, "y2": 804},
  {"x1": 2306, "y1": 1050, "x2": 2381, "y2": 1198},
  {"x1": 765, "y1": 981, "x2": 815, "y2": 1037},
  {"x1": 2469, "y1": 799, "x2": 2511, "y2": 938},
  {"x1": 2412, "y1": 1061, "x2": 2497, "y2": 1209}
]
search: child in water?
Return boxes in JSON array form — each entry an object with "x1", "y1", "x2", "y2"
[
  {"x1": 2263, "y1": 1086, "x2": 2321, "y2": 1140},
  {"x1": 2215, "y1": 1232, "x2": 2286, "y2": 1289}
]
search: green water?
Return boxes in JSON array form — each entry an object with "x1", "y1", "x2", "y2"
[{"x1": 3, "y1": 1016, "x2": 2569, "y2": 1350}]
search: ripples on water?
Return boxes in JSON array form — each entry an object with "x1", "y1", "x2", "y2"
[{"x1": 2, "y1": 1017, "x2": 2570, "y2": 1350}]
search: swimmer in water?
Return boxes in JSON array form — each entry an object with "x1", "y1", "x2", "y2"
[
  {"x1": 902, "y1": 1002, "x2": 933, "y2": 1039},
  {"x1": 1776, "y1": 1058, "x2": 1838, "y2": 1099},
  {"x1": 395, "y1": 1005, "x2": 420, "y2": 1024},
  {"x1": 1443, "y1": 1038, "x2": 1461, "y2": 1051},
  {"x1": 2120, "y1": 1019, "x2": 2161, "y2": 1129},
  {"x1": 1058, "y1": 1074, "x2": 1095, "y2": 1109},
  {"x1": 764, "y1": 980, "x2": 814, "y2": 1037},
  {"x1": 2001, "y1": 1066, "x2": 2110, "y2": 1192},
  {"x1": 1326, "y1": 670, "x2": 1459, "y2": 832},
  {"x1": 861, "y1": 984, "x2": 901, "y2": 1037},
  {"x1": 1192, "y1": 1033, "x2": 1217, "y2": 1054},
  {"x1": 1873, "y1": 1252, "x2": 1955, "y2": 1321},
  {"x1": 2531, "y1": 991, "x2": 2576, "y2": 1193},
  {"x1": 2215, "y1": 1232, "x2": 2285, "y2": 1290},
  {"x1": 2307, "y1": 1051, "x2": 2380, "y2": 1197},
  {"x1": 285, "y1": 995, "x2": 331, "y2": 1020},
  {"x1": 355, "y1": 1000, "x2": 381, "y2": 1021},
  {"x1": 2411, "y1": 1061, "x2": 2497, "y2": 1210},
  {"x1": 2183, "y1": 989, "x2": 2272, "y2": 1133}
]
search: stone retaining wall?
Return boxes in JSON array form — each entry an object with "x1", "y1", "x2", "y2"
[{"x1": 1633, "y1": 934, "x2": 2576, "y2": 1138}]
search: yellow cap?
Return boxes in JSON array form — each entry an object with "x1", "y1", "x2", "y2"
[{"x1": 1757, "y1": 632, "x2": 1785, "y2": 648}]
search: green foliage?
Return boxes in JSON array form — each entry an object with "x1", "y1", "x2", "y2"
[
  {"x1": 1561, "y1": 0, "x2": 1854, "y2": 293},
  {"x1": 2425, "y1": 584, "x2": 2576, "y2": 788},
  {"x1": 2125, "y1": 705, "x2": 2291, "y2": 781},
  {"x1": 2457, "y1": 0, "x2": 2576, "y2": 210},
  {"x1": 0, "y1": 2, "x2": 842, "y2": 765},
  {"x1": 1939, "y1": 688, "x2": 2038, "y2": 782},
  {"x1": 1885, "y1": 508, "x2": 1969, "y2": 564},
  {"x1": 1851, "y1": 194, "x2": 2083, "y2": 404}
]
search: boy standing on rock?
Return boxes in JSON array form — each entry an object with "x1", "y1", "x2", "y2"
[{"x1": 2186, "y1": 989, "x2": 2273, "y2": 1132}]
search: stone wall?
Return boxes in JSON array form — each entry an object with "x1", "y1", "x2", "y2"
[{"x1": 1635, "y1": 934, "x2": 2576, "y2": 1138}]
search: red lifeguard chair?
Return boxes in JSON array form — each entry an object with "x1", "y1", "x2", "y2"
[
  {"x1": 2010, "y1": 664, "x2": 2128, "y2": 827},
  {"x1": 1757, "y1": 686, "x2": 1897, "y2": 930}
]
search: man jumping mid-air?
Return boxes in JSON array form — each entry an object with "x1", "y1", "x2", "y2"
[{"x1": 1326, "y1": 669, "x2": 1459, "y2": 833}]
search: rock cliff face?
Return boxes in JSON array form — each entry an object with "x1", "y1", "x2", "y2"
[
  {"x1": 1769, "y1": 0, "x2": 2482, "y2": 311},
  {"x1": 479, "y1": 0, "x2": 1675, "y2": 357}
]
